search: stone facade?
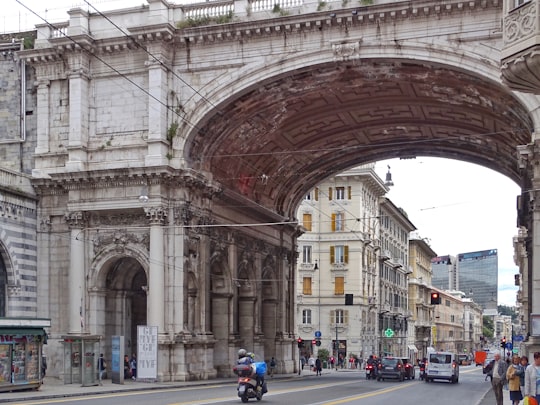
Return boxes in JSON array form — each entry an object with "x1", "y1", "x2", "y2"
[{"x1": 1, "y1": 0, "x2": 540, "y2": 381}]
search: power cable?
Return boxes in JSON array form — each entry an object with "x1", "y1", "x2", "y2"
[{"x1": 14, "y1": 0, "x2": 205, "y2": 134}]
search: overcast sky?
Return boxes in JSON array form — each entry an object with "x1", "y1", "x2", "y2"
[
  {"x1": 5, "y1": 1, "x2": 521, "y2": 307},
  {"x1": 375, "y1": 158, "x2": 520, "y2": 307}
]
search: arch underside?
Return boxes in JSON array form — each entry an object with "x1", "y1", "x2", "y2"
[{"x1": 188, "y1": 59, "x2": 532, "y2": 217}]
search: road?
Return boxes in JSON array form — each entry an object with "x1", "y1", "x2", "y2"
[{"x1": 6, "y1": 366, "x2": 492, "y2": 405}]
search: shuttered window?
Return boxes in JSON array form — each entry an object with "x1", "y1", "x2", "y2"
[
  {"x1": 334, "y1": 276, "x2": 344, "y2": 295},
  {"x1": 303, "y1": 213, "x2": 312, "y2": 231},
  {"x1": 331, "y1": 245, "x2": 349, "y2": 264},
  {"x1": 330, "y1": 309, "x2": 349, "y2": 324},
  {"x1": 303, "y1": 277, "x2": 312, "y2": 295}
]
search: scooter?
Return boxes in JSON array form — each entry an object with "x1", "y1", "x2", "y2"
[
  {"x1": 418, "y1": 361, "x2": 426, "y2": 380},
  {"x1": 233, "y1": 364, "x2": 266, "y2": 403},
  {"x1": 365, "y1": 363, "x2": 377, "y2": 380}
]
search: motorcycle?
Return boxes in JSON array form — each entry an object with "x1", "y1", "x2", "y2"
[
  {"x1": 233, "y1": 363, "x2": 267, "y2": 403},
  {"x1": 418, "y1": 361, "x2": 426, "y2": 380},
  {"x1": 365, "y1": 363, "x2": 377, "y2": 380}
]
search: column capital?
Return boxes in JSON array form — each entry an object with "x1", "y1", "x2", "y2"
[
  {"x1": 64, "y1": 211, "x2": 87, "y2": 229},
  {"x1": 144, "y1": 205, "x2": 168, "y2": 225}
]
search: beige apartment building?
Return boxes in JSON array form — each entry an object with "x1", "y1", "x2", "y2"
[{"x1": 296, "y1": 165, "x2": 416, "y2": 360}]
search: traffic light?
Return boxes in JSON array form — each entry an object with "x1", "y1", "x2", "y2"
[
  {"x1": 430, "y1": 292, "x2": 441, "y2": 305},
  {"x1": 312, "y1": 339, "x2": 317, "y2": 346},
  {"x1": 501, "y1": 337, "x2": 507, "y2": 348},
  {"x1": 297, "y1": 338, "x2": 304, "y2": 348},
  {"x1": 316, "y1": 339, "x2": 321, "y2": 347}
]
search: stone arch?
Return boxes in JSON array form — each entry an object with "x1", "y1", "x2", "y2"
[{"x1": 89, "y1": 244, "x2": 148, "y2": 357}]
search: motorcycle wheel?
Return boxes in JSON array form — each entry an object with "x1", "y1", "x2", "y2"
[{"x1": 241, "y1": 395, "x2": 249, "y2": 403}]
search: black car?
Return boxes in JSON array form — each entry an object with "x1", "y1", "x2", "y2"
[
  {"x1": 400, "y1": 357, "x2": 415, "y2": 380},
  {"x1": 377, "y1": 357, "x2": 405, "y2": 381}
]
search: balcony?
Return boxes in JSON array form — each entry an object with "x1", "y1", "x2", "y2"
[{"x1": 501, "y1": 0, "x2": 540, "y2": 93}]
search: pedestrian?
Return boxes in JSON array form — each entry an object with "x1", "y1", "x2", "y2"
[
  {"x1": 315, "y1": 356, "x2": 322, "y2": 376},
  {"x1": 491, "y1": 353, "x2": 508, "y2": 405},
  {"x1": 124, "y1": 354, "x2": 130, "y2": 379},
  {"x1": 329, "y1": 356, "x2": 335, "y2": 370},
  {"x1": 308, "y1": 355, "x2": 315, "y2": 372},
  {"x1": 130, "y1": 354, "x2": 137, "y2": 380},
  {"x1": 524, "y1": 351, "x2": 540, "y2": 404},
  {"x1": 41, "y1": 354, "x2": 47, "y2": 381},
  {"x1": 98, "y1": 353, "x2": 107, "y2": 381},
  {"x1": 519, "y1": 356, "x2": 529, "y2": 393},
  {"x1": 506, "y1": 355, "x2": 523, "y2": 405},
  {"x1": 269, "y1": 357, "x2": 276, "y2": 377}
]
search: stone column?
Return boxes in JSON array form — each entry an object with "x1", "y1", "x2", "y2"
[
  {"x1": 66, "y1": 52, "x2": 90, "y2": 172},
  {"x1": 145, "y1": 46, "x2": 170, "y2": 167},
  {"x1": 35, "y1": 80, "x2": 50, "y2": 154},
  {"x1": 145, "y1": 206, "x2": 167, "y2": 332},
  {"x1": 65, "y1": 211, "x2": 86, "y2": 334}
]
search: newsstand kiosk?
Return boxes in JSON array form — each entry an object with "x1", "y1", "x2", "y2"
[{"x1": 0, "y1": 318, "x2": 50, "y2": 392}]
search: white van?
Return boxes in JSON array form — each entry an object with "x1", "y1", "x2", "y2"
[{"x1": 425, "y1": 351, "x2": 459, "y2": 383}]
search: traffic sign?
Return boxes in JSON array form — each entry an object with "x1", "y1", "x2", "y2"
[
  {"x1": 513, "y1": 348, "x2": 519, "y2": 354},
  {"x1": 315, "y1": 331, "x2": 321, "y2": 338},
  {"x1": 506, "y1": 342, "x2": 513, "y2": 350},
  {"x1": 515, "y1": 335, "x2": 524, "y2": 342}
]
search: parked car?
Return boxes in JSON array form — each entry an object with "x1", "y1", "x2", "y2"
[
  {"x1": 377, "y1": 357, "x2": 405, "y2": 382},
  {"x1": 400, "y1": 357, "x2": 415, "y2": 379}
]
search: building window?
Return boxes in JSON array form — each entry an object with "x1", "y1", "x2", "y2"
[
  {"x1": 334, "y1": 276, "x2": 344, "y2": 295},
  {"x1": 305, "y1": 192, "x2": 311, "y2": 200},
  {"x1": 303, "y1": 213, "x2": 312, "y2": 231},
  {"x1": 332, "y1": 212, "x2": 344, "y2": 231},
  {"x1": 330, "y1": 245, "x2": 349, "y2": 264},
  {"x1": 335, "y1": 187, "x2": 345, "y2": 200},
  {"x1": 302, "y1": 246, "x2": 312, "y2": 264},
  {"x1": 331, "y1": 309, "x2": 348, "y2": 324},
  {"x1": 302, "y1": 309, "x2": 312, "y2": 324},
  {"x1": 303, "y1": 277, "x2": 312, "y2": 295}
]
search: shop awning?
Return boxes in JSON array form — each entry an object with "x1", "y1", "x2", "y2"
[
  {"x1": 408, "y1": 345, "x2": 418, "y2": 352},
  {"x1": 0, "y1": 328, "x2": 47, "y2": 336}
]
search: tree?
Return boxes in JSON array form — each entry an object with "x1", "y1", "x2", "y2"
[
  {"x1": 483, "y1": 315, "x2": 494, "y2": 339},
  {"x1": 317, "y1": 348, "x2": 329, "y2": 363},
  {"x1": 498, "y1": 305, "x2": 517, "y2": 321}
]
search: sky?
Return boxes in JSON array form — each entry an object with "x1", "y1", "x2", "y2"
[
  {"x1": 4, "y1": 1, "x2": 521, "y2": 307},
  {"x1": 375, "y1": 158, "x2": 520, "y2": 307},
  {"x1": 3, "y1": 0, "x2": 153, "y2": 33}
]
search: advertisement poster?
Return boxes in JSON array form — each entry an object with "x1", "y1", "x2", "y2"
[
  {"x1": 137, "y1": 326, "x2": 158, "y2": 379},
  {"x1": 111, "y1": 336, "x2": 124, "y2": 384}
]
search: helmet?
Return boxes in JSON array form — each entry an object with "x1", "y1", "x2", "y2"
[
  {"x1": 238, "y1": 349, "x2": 247, "y2": 358},
  {"x1": 247, "y1": 352, "x2": 255, "y2": 360}
]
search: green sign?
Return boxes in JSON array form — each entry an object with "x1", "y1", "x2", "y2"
[
  {"x1": 513, "y1": 348, "x2": 519, "y2": 354},
  {"x1": 384, "y1": 328, "x2": 394, "y2": 338}
]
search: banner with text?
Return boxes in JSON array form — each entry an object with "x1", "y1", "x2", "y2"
[{"x1": 137, "y1": 326, "x2": 158, "y2": 379}]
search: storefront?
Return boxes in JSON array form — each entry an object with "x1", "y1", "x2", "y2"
[{"x1": 0, "y1": 318, "x2": 50, "y2": 392}]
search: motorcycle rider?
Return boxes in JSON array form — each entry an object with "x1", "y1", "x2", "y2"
[{"x1": 237, "y1": 350, "x2": 264, "y2": 392}]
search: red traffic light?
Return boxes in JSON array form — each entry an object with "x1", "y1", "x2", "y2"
[
  {"x1": 297, "y1": 338, "x2": 303, "y2": 343},
  {"x1": 430, "y1": 292, "x2": 441, "y2": 305},
  {"x1": 312, "y1": 339, "x2": 317, "y2": 345}
]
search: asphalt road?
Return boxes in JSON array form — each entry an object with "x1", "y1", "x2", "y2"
[{"x1": 5, "y1": 366, "x2": 493, "y2": 405}]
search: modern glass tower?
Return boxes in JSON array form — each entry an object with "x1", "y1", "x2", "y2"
[
  {"x1": 457, "y1": 249, "x2": 498, "y2": 311},
  {"x1": 431, "y1": 249, "x2": 498, "y2": 310}
]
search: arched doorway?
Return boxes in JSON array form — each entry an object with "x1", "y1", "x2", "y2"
[
  {"x1": 0, "y1": 255, "x2": 6, "y2": 317},
  {"x1": 99, "y1": 256, "x2": 147, "y2": 356}
]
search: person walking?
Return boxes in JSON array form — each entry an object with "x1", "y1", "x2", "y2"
[
  {"x1": 269, "y1": 357, "x2": 276, "y2": 378},
  {"x1": 491, "y1": 353, "x2": 508, "y2": 405},
  {"x1": 524, "y1": 351, "x2": 540, "y2": 404},
  {"x1": 130, "y1": 354, "x2": 137, "y2": 380},
  {"x1": 98, "y1": 354, "x2": 107, "y2": 382},
  {"x1": 315, "y1": 356, "x2": 322, "y2": 376},
  {"x1": 519, "y1": 356, "x2": 529, "y2": 394},
  {"x1": 506, "y1": 355, "x2": 523, "y2": 405}
]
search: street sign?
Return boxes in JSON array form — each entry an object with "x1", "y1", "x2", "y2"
[
  {"x1": 515, "y1": 335, "x2": 524, "y2": 342},
  {"x1": 513, "y1": 348, "x2": 519, "y2": 354},
  {"x1": 315, "y1": 331, "x2": 321, "y2": 338},
  {"x1": 506, "y1": 342, "x2": 513, "y2": 350}
]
